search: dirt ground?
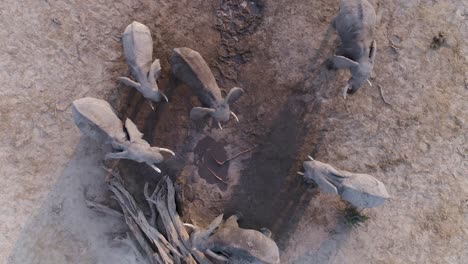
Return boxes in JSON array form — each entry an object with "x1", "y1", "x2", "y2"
[{"x1": 1, "y1": 0, "x2": 467, "y2": 263}]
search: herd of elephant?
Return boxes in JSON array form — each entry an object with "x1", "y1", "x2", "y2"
[{"x1": 71, "y1": 1, "x2": 391, "y2": 263}]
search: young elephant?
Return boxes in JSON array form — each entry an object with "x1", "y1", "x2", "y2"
[
  {"x1": 299, "y1": 156, "x2": 390, "y2": 208},
  {"x1": 118, "y1": 21, "x2": 168, "y2": 106},
  {"x1": 332, "y1": 0, "x2": 377, "y2": 98},
  {"x1": 72, "y1": 97, "x2": 174, "y2": 173},
  {"x1": 184, "y1": 214, "x2": 280, "y2": 264},
  {"x1": 170, "y1": 47, "x2": 244, "y2": 129}
]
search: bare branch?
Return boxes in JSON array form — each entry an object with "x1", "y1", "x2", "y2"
[
  {"x1": 85, "y1": 200, "x2": 123, "y2": 218},
  {"x1": 377, "y1": 84, "x2": 393, "y2": 106},
  {"x1": 207, "y1": 167, "x2": 227, "y2": 184},
  {"x1": 144, "y1": 182, "x2": 157, "y2": 227},
  {"x1": 154, "y1": 187, "x2": 188, "y2": 263},
  {"x1": 106, "y1": 175, "x2": 212, "y2": 264},
  {"x1": 109, "y1": 179, "x2": 176, "y2": 263},
  {"x1": 211, "y1": 147, "x2": 254, "y2": 165},
  {"x1": 114, "y1": 232, "x2": 146, "y2": 263},
  {"x1": 120, "y1": 206, "x2": 160, "y2": 264},
  {"x1": 387, "y1": 35, "x2": 401, "y2": 52}
]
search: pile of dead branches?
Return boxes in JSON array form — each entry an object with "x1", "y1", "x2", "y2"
[{"x1": 89, "y1": 173, "x2": 212, "y2": 264}]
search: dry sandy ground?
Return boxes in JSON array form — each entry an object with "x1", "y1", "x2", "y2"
[{"x1": 1, "y1": 0, "x2": 467, "y2": 263}]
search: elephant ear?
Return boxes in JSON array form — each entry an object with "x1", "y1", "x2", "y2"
[
  {"x1": 332, "y1": 55, "x2": 360, "y2": 69},
  {"x1": 315, "y1": 176, "x2": 339, "y2": 195},
  {"x1": 190, "y1": 107, "x2": 216, "y2": 120},
  {"x1": 124, "y1": 118, "x2": 143, "y2": 140},
  {"x1": 225, "y1": 87, "x2": 245, "y2": 105},
  {"x1": 148, "y1": 59, "x2": 162, "y2": 85},
  {"x1": 369, "y1": 40, "x2": 377, "y2": 63},
  {"x1": 124, "y1": 118, "x2": 147, "y2": 145}
]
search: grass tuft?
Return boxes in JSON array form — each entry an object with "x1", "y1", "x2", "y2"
[{"x1": 343, "y1": 207, "x2": 369, "y2": 227}]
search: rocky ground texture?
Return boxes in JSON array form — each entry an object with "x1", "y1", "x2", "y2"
[{"x1": 1, "y1": 0, "x2": 467, "y2": 263}]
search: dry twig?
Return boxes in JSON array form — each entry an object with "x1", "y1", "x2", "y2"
[
  {"x1": 164, "y1": 178, "x2": 211, "y2": 264},
  {"x1": 121, "y1": 206, "x2": 161, "y2": 264},
  {"x1": 207, "y1": 167, "x2": 227, "y2": 184},
  {"x1": 85, "y1": 200, "x2": 123, "y2": 218},
  {"x1": 52, "y1": 18, "x2": 61, "y2": 25},
  {"x1": 211, "y1": 147, "x2": 254, "y2": 165},
  {"x1": 387, "y1": 35, "x2": 401, "y2": 52},
  {"x1": 154, "y1": 187, "x2": 192, "y2": 263},
  {"x1": 377, "y1": 84, "x2": 393, "y2": 106},
  {"x1": 144, "y1": 182, "x2": 157, "y2": 227}
]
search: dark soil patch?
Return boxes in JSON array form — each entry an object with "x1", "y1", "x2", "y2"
[
  {"x1": 193, "y1": 136, "x2": 229, "y2": 190},
  {"x1": 114, "y1": 0, "x2": 340, "y2": 252}
]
